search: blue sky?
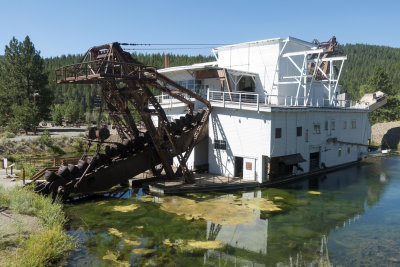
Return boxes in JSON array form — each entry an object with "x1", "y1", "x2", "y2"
[{"x1": 0, "y1": 0, "x2": 399, "y2": 58}]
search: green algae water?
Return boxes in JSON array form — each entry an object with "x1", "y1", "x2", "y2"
[{"x1": 63, "y1": 155, "x2": 400, "y2": 266}]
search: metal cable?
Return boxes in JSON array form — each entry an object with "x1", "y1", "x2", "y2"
[
  {"x1": 120, "y1": 43, "x2": 227, "y2": 46},
  {"x1": 123, "y1": 47, "x2": 216, "y2": 51}
]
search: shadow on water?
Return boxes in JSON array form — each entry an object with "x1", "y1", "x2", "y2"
[{"x1": 63, "y1": 156, "x2": 399, "y2": 266}]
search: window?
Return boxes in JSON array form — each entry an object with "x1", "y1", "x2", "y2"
[
  {"x1": 352, "y1": 120, "x2": 356, "y2": 129},
  {"x1": 297, "y1": 126, "x2": 302, "y2": 137},
  {"x1": 214, "y1": 140, "x2": 226, "y2": 150},
  {"x1": 331, "y1": 121, "x2": 335, "y2": 130},
  {"x1": 305, "y1": 129, "x2": 309, "y2": 142},
  {"x1": 275, "y1": 128, "x2": 282, "y2": 139},
  {"x1": 238, "y1": 76, "x2": 255, "y2": 92},
  {"x1": 338, "y1": 148, "x2": 342, "y2": 157},
  {"x1": 347, "y1": 147, "x2": 351, "y2": 154},
  {"x1": 325, "y1": 121, "x2": 328, "y2": 131},
  {"x1": 314, "y1": 124, "x2": 321, "y2": 134},
  {"x1": 344, "y1": 121, "x2": 347, "y2": 129},
  {"x1": 178, "y1": 80, "x2": 201, "y2": 92}
]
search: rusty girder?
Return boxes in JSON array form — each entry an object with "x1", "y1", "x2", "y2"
[
  {"x1": 55, "y1": 42, "x2": 212, "y2": 183},
  {"x1": 308, "y1": 36, "x2": 340, "y2": 80}
]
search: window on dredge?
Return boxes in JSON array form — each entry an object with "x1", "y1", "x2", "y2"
[
  {"x1": 275, "y1": 128, "x2": 282, "y2": 139},
  {"x1": 297, "y1": 126, "x2": 302, "y2": 137},
  {"x1": 314, "y1": 124, "x2": 321, "y2": 134},
  {"x1": 214, "y1": 140, "x2": 226, "y2": 150}
]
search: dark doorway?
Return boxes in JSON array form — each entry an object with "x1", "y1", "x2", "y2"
[
  {"x1": 234, "y1": 157, "x2": 243, "y2": 178},
  {"x1": 309, "y1": 152, "x2": 320, "y2": 171}
]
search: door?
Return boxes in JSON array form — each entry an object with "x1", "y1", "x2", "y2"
[
  {"x1": 234, "y1": 157, "x2": 243, "y2": 178},
  {"x1": 309, "y1": 152, "x2": 320, "y2": 171},
  {"x1": 243, "y1": 158, "x2": 256, "y2": 180},
  {"x1": 262, "y1": 155, "x2": 270, "y2": 182}
]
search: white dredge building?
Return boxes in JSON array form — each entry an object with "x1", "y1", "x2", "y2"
[{"x1": 153, "y1": 36, "x2": 385, "y2": 184}]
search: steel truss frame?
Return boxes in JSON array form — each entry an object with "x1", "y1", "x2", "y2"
[{"x1": 56, "y1": 42, "x2": 212, "y2": 183}]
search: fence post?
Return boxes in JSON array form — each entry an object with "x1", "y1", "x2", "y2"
[{"x1": 22, "y1": 168, "x2": 25, "y2": 185}]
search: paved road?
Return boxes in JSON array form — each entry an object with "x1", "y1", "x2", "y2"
[{"x1": 9, "y1": 126, "x2": 87, "y2": 141}]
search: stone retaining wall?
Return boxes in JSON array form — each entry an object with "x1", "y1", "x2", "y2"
[{"x1": 371, "y1": 121, "x2": 400, "y2": 149}]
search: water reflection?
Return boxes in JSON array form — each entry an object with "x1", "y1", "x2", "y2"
[{"x1": 64, "y1": 156, "x2": 400, "y2": 266}]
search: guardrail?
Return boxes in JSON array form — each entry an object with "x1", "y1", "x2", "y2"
[
  {"x1": 154, "y1": 88, "x2": 209, "y2": 107},
  {"x1": 207, "y1": 90, "x2": 369, "y2": 110},
  {"x1": 207, "y1": 90, "x2": 260, "y2": 109},
  {"x1": 56, "y1": 60, "x2": 157, "y2": 83},
  {"x1": 265, "y1": 95, "x2": 369, "y2": 109}
]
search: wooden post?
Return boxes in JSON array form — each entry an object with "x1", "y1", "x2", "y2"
[
  {"x1": 22, "y1": 168, "x2": 25, "y2": 185},
  {"x1": 53, "y1": 158, "x2": 56, "y2": 167}
]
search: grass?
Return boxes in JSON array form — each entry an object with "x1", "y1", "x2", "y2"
[
  {"x1": 8, "y1": 226, "x2": 73, "y2": 267},
  {"x1": 0, "y1": 185, "x2": 75, "y2": 266}
]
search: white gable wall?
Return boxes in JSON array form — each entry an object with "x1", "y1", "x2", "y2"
[
  {"x1": 217, "y1": 41, "x2": 280, "y2": 99},
  {"x1": 208, "y1": 108, "x2": 271, "y2": 183}
]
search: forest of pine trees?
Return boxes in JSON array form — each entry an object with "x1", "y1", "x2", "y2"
[
  {"x1": 43, "y1": 52, "x2": 214, "y2": 125},
  {"x1": 1, "y1": 40, "x2": 400, "y2": 131}
]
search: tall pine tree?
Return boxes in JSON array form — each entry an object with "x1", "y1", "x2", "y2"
[{"x1": 0, "y1": 36, "x2": 52, "y2": 131}]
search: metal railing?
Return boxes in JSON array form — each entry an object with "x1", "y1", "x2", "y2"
[
  {"x1": 207, "y1": 90, "x2": 260, "y2": 109},
  {"x1": 265, "y1": 95, "x2": 369, "y2": 109},
  {"x1": 207, "y1": 90, "x2": 369, "y2": 110},
  {"x1": 153, "y1": 88, "x2": 209, "y2": 106},
  {"x1": 55, "y1": 60, "x2": 157, "y2": 83}
]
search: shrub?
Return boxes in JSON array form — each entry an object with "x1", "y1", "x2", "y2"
[
  {"x1": 51, "y1": 145, "x2": 65, "y2": 155},
  {"x1": 0, "y1": 186, "x2": 9, "y2": 206},
  {"x1": 7, "y1": 225, "x2": 74, "y2": 267},
  {"x1": 20, "y1": 164, "x2": 38, "y2": 180},
  {"x1": 6, "y1": 186, "x2": 36, "y2": 214},
  {"x1": 72, "y1": 138, "x2": 85, "y2": 153},
  {"x1": 2, "y1": 186, "x2": 75, "y2": 266},
  {"x1": 39, "y1": 130, "x2": 53, "y2": 148},
  {"x1": 4, "y1": 131, "x2": 15, "y2": 138}
]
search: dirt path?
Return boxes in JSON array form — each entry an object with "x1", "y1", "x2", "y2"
[
  {"x1": 0, "y1": 169, "x2": 23, "y2": 190},
  {"x1": 0, "y1": 210, "x2": 41, "y2": 263}
]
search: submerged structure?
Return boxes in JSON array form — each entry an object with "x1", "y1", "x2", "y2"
[{"x1": 32, "y1": 36, "x2": 386, "y2": 198}]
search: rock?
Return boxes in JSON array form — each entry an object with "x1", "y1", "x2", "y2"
[
  {"x1": 10, "y1": 178, "x2": 16, "y2": 182},
  {"x1": 371, "y1": 121, "x2": 400, "y2": 148}
]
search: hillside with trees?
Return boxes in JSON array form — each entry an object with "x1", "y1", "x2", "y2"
[
  {"x1": 1, "y1": 38, "x2": 400, "y2": 132},
  {"x1": 339, "y1": 44, "x2": 400, "y2": 123}
]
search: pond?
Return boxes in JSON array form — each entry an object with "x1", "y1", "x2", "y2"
[{"x1": 63, "y1": 155, "x2": 400, "y2": 266}]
